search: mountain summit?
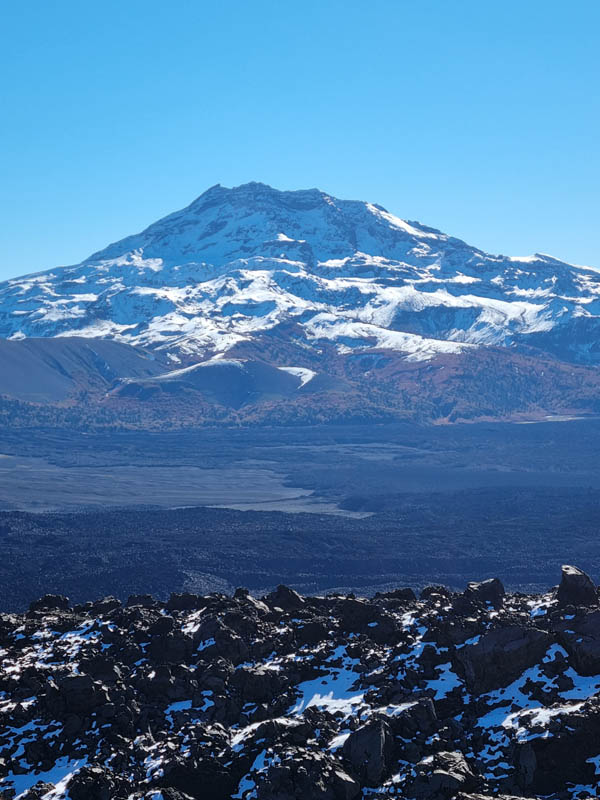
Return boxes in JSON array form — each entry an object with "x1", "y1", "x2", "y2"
[{"x1": 85, "y1": 181, "x2": 461, "y2": 268}]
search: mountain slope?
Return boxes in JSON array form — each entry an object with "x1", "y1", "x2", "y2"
[
  {"x1": 1, "y1": 183, "x2": 600, "y2": 427},
  {"x1": 0, "y1": 337, "x2": 164, "y2": 403},
  {"x1": 1, "y1": 182, "x2": 599, "y2": 368}
]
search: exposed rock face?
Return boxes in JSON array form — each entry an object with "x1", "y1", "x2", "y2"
[
  {"x1": 342, "y1": 719, "x2": 393, "y2": 784},
  {"x1": 456, "y1": 625, "x2": 551, "y2": 693},
  {"x1": 408, "y1": 751, "x2": 477, "y2": 798},
  {"x1": 557, "y1": 609, "x2": 600, "y2": 674},
  {"x1": 464, "y1": 578, "x2": 505, "y2": 608},
  {"x1": 1, "y1": 569, "x2": 600, "y2": 800},
  {"x1": 557, "y1": 564, "x2": 597, "y2": 607}
]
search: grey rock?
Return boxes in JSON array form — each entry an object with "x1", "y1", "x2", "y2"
[{"x1": 557, "y1": 565, "x2": 597, "y2": 607}]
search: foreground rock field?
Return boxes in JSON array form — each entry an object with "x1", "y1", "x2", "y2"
[{"x1": 2, "y1": 567, "x2": 600, "y2": 799}]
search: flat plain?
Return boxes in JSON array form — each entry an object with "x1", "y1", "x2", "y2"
[{"x1": 1, "y1": 419, "x2": 599, "y2": 610}]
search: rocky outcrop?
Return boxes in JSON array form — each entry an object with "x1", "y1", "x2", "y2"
[
  {"x1": 456, "y1": 625, "x2": 551, "y2": 692},
  {"x1": 464, "y1": 578, "x2": 505, "y2": 608},
  {"x1": 342, "y1": 719, "x2": 394, "y2": 784},
  {"x1": 557, "y1": 564, "x2": 597, "y2": 607},
  {"x1": 2, "y1": 567, "x2": 600, "y2": 800}
]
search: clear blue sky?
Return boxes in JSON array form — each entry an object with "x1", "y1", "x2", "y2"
[{"x1": 1, "y1": 0, "x2": 598, "y2": 280}]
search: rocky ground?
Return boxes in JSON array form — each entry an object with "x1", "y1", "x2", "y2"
[{"x1": 2, "y1": 567, "x2": 600, "y2": 799}]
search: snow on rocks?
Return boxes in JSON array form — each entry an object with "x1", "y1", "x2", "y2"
[
  {"x1": 2, "y1": 569, "x2": 600, "y2": 798},
  {"x1": 557, "y1": 565, "x2": 598, "y2": 608}
]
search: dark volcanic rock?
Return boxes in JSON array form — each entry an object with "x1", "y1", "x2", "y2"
[
  {"x1": 67, "y1": 766, "x2": 116, "y2": 800},
  {"x1": 456, "y1": 625, "x2": 551, "y2": 692},
  {"x1": 558, "y1": 609, "x2": 600, "y2": 674},
  {"x1": 2, "y1": 566, "x2": 600, "y2": 800},
  {"x1": 266, "y1": 584, "x2": 305, "y2": 611},
  {"x1": 28, "y1": 594, "x2": 70, "y2": 612},
  {"x1": 342, "y1": 719, "x2": 394, "y2": 784},
  {"x1": 407, "y1": 751, "x2": 477, "y2": 798},
  {"x1": 464, "y1": 578, "x2": 505, "y2": 608},
  {"x1": 557, "y1": 564, "x2": 597, "y2": 607}
]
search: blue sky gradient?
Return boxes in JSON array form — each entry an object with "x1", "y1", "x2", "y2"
[{"x1": 1, "y1": 0, "x2": 598, "y2": 280}]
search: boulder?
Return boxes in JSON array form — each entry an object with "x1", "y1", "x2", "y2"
[
  {"x1": 67, "y1": 766, "x2": 115, "y2": 800},
  {"x1": 252, "y1": 748, "x2": 360, "y2": 800},
  {"x1": 149, "y1": 614, "x2": 175, "y2": 635},
  {"x1": 558, "y1": 609, "x2": 600, "y2": 674},
  {"x1": 294, "y1": 618, "x2": 330, "y2": 645},
  {"x1": 28, "y1": 594, "x2": 70, "y2": 612},
  {"x1": 557, "y1": 565, "x2": 597, "y2": 607},
  {"x1": 390, "y1": 698, "x2": 437, "y2": 739},
  {"x1": 456, "y1": 795, "x2": 522, "y2": 800},
  {"x1": 420, "y1": 586, "x2": 451, "y2": 601},
  {"x1": 407, "y1": 751, "x2": 477, "y2": 798},
  {"x1": 342, "y1": 719, "x2": 393, "y2": 785},
  {"x1": 126, "y1": 593, "x2": 158, "y2": 608},
  {"x1": 376, "y1": 587, "x2": 417, "y2": 603},
  {"x1": 266, "y1": 584, "x2": 305, "y2": 611},
  {"x1": 167, "y1": 592, "x2": 203, "y2": 611},
  {"x1": 231, "y1": 665, "x2": 286, "y2": 704},
  {"x1": 88, "y1": 596, "x2": 121, "y2": 614},
  {"x1": 464, "y1": 578, "x2": 505, "y2": 608},
  {"x1": 54, "y1": 674, "x2": 107, "y2": 714},
  {"x1": 78, "y1": 655, "x2": 122, "y2": 683},
  {"x1": 338, "y1": 598, "x2": 379, "y2": 631},
  {"x1": 159, "y1": 757, "x2": 243, "y2": 800},
  {"x1": 456, "y1": 625, "x2": 550, "y2": 692}
]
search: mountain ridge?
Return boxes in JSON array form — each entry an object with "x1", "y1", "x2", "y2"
[
  {"x1": 1, "y1": 183, "x2": 600, "y2": 427},
  {"x1": 3, "y1": 182, "x2": 598, "y2": 363}
]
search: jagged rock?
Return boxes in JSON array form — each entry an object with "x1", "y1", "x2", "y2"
[
  {"x1": 51, "y1": 674, "x2": 108, "y2": 714},
  {"x1": 558, "y1": 609, "x2": 600, "y2": 673},
  {"x1": 126, "y1": 593, "x2": 159, "y2": 608},
  {"x1": 330, "y1": 769, "x2": 361, "y2": 800},
  {"x1": 338, "y1": 597, "x2": 380, "y2": 631},
  {"x1": 266, "y1": 584, "x2": 305, "y2": 611},
  {"x1": 407, "y1": 751, "x2": 477, "y2": 798},
  {"x1": 342, "y1": 719, "x2": 393, "y2": 785},
  {"x1": 253, "y1": 749, "x2": 360, "y2": 800},
  {"x1": 420, "y1": 585, "x2": 452, "y2": 601},
  {"x1": 166, "y1": 592, "x2": 203, "y2": 611},
  {"x1": 79, "y1": 654, "x2": 122, "y2": 683},
  {"x1": 376, "y1": 587, "x2": 417, "y2": 603},
  {"x1": 4, "y1": 571, "x2": 600, "y2": 800},
  {"x1": 89, "y1": 596, "x2": 121, "y2": 614},
  {"x1": 456, "y1": 625, "x2": 551, "y2": 692},
  {"x1": 294, "y1": 617, "x2": 330, "y2": 645},
  {"x1": 513, "y1": 741, "x2": 537, "y2": 788},
  {"x1": 67, "y1": 766, "x2": 116, "y2": 800},
  {"x1": 148, "y1": 629, "x2": 190, "y2": 663},
  {"x1": 148, "y1": 614, "x2": 175, "y2": 635},
  {"x1": 28, "y1": 594, "x2": 70, "y2": 612},
  {"x1": 464, "y1": 578, "x2": 505, "y2": 608},
  {"x1": 390, "y1": 699, "x2": 438, "y2": 740},
  {"x1": 231, "y1": 664, "x2": 287, "y2": 704},
  {"x1": 159, "y1": 759, "x2": 240, "y2": 800},
  {"x1": 557, "y1": 564, "x2": 597, "y2": 607}
]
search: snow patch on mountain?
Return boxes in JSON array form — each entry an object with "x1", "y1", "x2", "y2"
[{"x1": 1, "y1": 182, "x2": 599, "y2": 365}]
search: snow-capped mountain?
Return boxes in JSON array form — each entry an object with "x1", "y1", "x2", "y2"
[{"x1": 2, "y1": 182, "x2": 600, "y2": 367}]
